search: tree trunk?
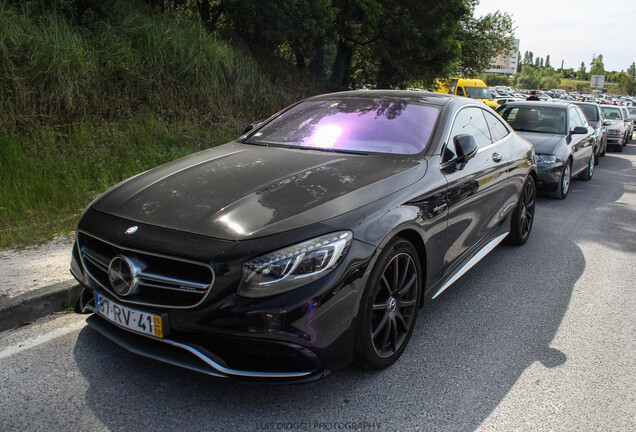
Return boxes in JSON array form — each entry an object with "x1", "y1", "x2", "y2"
[
  {"x1": 330, "y1": 39, "x2": 353, "y2": 89},
  {"x1": 310, "y1": 41, "x2": 325, "y2": 81}
]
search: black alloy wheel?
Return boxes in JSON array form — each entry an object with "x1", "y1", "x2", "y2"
[
  {"x1": 507, "y1": 175, "x2": 536, "y2": 245},
  {"x1": 355, "y1": 238, "x2": 421, "y2": 369}
]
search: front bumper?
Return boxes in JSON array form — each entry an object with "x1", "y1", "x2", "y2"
[
  {"x1": 607, "y1": 135, "x2": 623, "y2": 146},
  {"x1": 70, "y1": 212, "x2": 377, "y2": 383},
  {"x1": 535, "y1": 161, "x2": 564, "y2": 191}
]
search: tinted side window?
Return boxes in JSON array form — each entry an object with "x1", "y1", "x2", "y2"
[
  {"x1": 484, "y1": 111, "x2": 510, "y2": 142},
  {"x1": 445, "y1": 107, "x2": 492, "y2": 160}
]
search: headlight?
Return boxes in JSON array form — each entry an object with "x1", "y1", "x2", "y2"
[
  {"x1": 238, "y1": 231, "x2": 352, "y2": 298},
  {"x1": 536, "y1": 154, "x2": 557, "y2": 164},
  {"x1": 608, "y1": 129, "x2": 621, "y2": 135}
]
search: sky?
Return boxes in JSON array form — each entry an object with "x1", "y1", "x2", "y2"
[{"x1": 474, "y1": 0, "x2": 636, "y2": 72}]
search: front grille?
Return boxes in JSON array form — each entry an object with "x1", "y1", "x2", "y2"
[{"x1": 77, "y1": 231, "x2": 215, "y2": 308}]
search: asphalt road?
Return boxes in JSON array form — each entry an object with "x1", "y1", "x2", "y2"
[{"x1": 1, "y1": 142, "x2": 634, "y2": 432}]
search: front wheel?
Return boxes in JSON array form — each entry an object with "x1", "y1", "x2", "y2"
[
  {"x1": 506, "y1": 175, "x2": 536, "y2": 245},
  {"x1": 551, "y1": 160, "x2": 571, "y2": 200},
  {"x1": 354, "y1": 238, "x2": 422, "y2": 370},
  {"x1": 579, "y1": 154, "x2": 594, "y2": 181}
]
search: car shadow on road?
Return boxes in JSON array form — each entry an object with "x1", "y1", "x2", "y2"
[
  {"x1": 72, "y1": 227, "x2": 584, "y2": 432},
  {"x1": 537, "y1": 143, "x2": 636, "y2": 255}
]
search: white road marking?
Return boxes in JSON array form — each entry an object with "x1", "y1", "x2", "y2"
[{"x1": 0, "y1": 319, "x2": 86, "y2": 360}]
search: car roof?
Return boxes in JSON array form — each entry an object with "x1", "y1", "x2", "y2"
[
  {"x1": 308, "y1": 90, "x2": 456, "y2": 107},
  {"x1": 571, "y1": 101, "x2": 599, "y2": 107},
  {"x1": 501, "y1": 101, "x2": 572, "y2": 109}
]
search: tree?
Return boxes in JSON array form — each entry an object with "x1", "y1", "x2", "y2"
[
  {"x1": 590, "y1": 54, "x2": 605, "y2": 76},
  {"x1": 545, "y1": 55, "x2": 551, "y2": 68},
  {"x1": 627, "y1": 62, "x2": 636, "y2": 80},
  {"x1": 454, "y1": 3, "x2": 516, "y2": 77},
  {"x1": 577, "y1": 62, "x2": 587, "y2": 80},
  {"x1": 183, "y1": 0, "x2": 517, "y2": 89},
  {"x1": 523, "y1": 51, "x2": 534, "y2": 65}
]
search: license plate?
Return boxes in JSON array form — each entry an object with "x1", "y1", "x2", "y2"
[{"x1": 94, "y1": 291, "x2": 164, "y2": 338}]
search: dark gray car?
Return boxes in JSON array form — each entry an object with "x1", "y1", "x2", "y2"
[
  {"x1": 70, "y1": 91, "x2": 538, "y2": 382},
  {"x1": 497, "y1": 101, "x2": 595, "y2": 200},
  {"x1": 571, "y1": 101, "x2": 607, "y2": 163}
]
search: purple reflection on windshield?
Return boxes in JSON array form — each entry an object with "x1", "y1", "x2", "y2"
[{"x1": 249, "y1": 99, "x2": 440, "y2": 155}]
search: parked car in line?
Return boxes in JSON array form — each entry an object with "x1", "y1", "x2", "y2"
[
  {"x1": 71, "y1": 90, "x2": 537, "y2": 382},
  {"x1": 496, "y1": 97, "x2": 525, "y2": 105},
  {"x1": 601, "y1": 105, "x2": 629, "y2": 151},
  {"x1": 571, "y1": 101, "x2": 607, "y2": 163},
  {"x1": 627, "y1": 107, "x2": 636, "y2": 128},
  {"x1": 620, "y1": 106, "x2": 633, "y2": 141},
  {"x1": 446, "y1": 78, "x2": 499, "y2": 108},
  {"x1": 497, "y1": 101, "x2": 595, "y2": 200}
]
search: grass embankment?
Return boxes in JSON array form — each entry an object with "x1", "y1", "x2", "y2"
[{"x1": 0, "y1": 1, "x2": 316, "y2": 248}]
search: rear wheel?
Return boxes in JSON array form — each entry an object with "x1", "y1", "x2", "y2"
[
  {"x1": 551, "y1": 160, "x2": 571, "y2": 200},
  {"x1": 507, "y1": 176, "x2": 536, "y2": 245},
  {"x1": 354, "y1": 238, "x2": 422, "y2": 370}
]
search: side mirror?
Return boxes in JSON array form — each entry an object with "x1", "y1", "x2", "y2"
[
  {"x1": 571, "y1": 126, "x2": 588, "y2": 135},
  {"x1": 602, "y1": 119, "x2": 612, "y2": 126},
  {"x1": 454, "y1": 134, "x2": 478, "y2": 170}
]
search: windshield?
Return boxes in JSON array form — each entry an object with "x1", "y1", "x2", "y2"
[
  {"x1": 246, "y1": 98, "x2": 440, "y2": 155},
  {"x1": 629, "y1": 107, "x2": 636, "y2": 116},
  {"x1": 575, "y1": 104, "x2": 599, "y2": 122},
  {"x1": 498, "y1": 106, "x2": 566, "y2": 134},
  {"x1": 602, "y1": 107, "x2": 623, "y2": 120},
  {"x1": 464, "y1": 86, "x2": 490, "y2": 99}
]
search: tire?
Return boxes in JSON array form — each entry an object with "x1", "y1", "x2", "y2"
[
  {"x1": 506, "y1": 175, "x2": 536, "y2": 245},
  {"x1": 594, "y1": 150, "x2": 599, "y2": 166},
  {"x1": 579, "y1": 154, "x2": 594, "y2": 181},
  {"x1": 354, "y1": 238, "x2": 422, "y2": 370},
  {"x1": 600, "y1": 140, "x2": 606, "y2": 157},
  {"x1": 550, "y1": 160, "x2": 571, "y2": 200}
]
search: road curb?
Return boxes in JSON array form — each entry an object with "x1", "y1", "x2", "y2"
[{"x1": 0, "y1": 280, "x2": 82, "y2": 332}]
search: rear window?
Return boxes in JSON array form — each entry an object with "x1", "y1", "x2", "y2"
[
  {"x1": 247, "y1": 98, "x2": 440, "y2": 155},
  {"x1": 498, "y1": 106, "x2": 566, "y2": 134},
  {"x1": 602, "y1": 107, "x2": 623, "y2": 120},
  {"x1": 575, "y1": 104, "x2": 599, "y2": 122}
]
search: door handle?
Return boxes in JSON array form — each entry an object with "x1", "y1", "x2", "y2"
[{"x1": 492, "y1": 153, "x2": 503, "y2": 163}]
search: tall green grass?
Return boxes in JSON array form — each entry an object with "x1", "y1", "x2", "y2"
[
  {"x1": 0, "y1": 0, "x2": 309, "y2": 127},
  {"x1": 0, "y1": 1, "x2": 318, "y2": 248},
  {"x1": 0, "y1": 114, "x2": 242, "y2": 247}
]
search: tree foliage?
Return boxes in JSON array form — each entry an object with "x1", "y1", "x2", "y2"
[
  {"x1": 454, "y1": 2, "x2": 516, "y2": 77},
  {"x1": 136, "y1": 0, "x2": 516, "y2": 89},
  {"x1": 590, "y1": 54, "x2": 605, "y2": 76}
]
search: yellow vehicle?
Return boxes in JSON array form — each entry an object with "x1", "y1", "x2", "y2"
[{"x1": 447, "y1": 78, "x2": 499, "y2": 109}]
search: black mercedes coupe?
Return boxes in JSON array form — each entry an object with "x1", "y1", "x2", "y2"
[{"x1": 71, "y1": 90, "x2": 537, "y2": 383}]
